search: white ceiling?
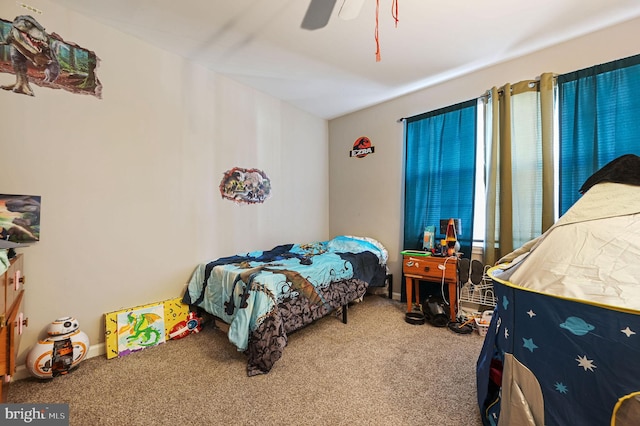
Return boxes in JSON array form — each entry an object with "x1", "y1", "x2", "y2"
[{"x1": 48, "y1": 0, "x2": 640, "y2": 119}]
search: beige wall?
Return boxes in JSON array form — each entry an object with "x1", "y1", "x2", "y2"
[
  {"x1": 4, "y1": 1, "x2": 640, "y2": 369},
  {"x1": 328, "y1": 16, "x2": 640, "y2": 298},
  {"x1": 1, "y1": 1, "x2": 329, "y2": 365}
]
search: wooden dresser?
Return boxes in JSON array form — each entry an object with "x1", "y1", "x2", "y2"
[{"x1": 0, "y1": 253, "x2": 27, "y2": 402}]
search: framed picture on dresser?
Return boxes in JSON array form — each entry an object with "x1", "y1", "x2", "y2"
[{"x1": 0, "y1": 194, "x2": 41, "y2": 243}]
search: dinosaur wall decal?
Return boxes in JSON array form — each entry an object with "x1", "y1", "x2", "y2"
[{"x1": 0, "y1": 14, "x2": 102, "y2": 97}]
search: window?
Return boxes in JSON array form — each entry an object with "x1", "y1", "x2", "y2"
[
  {"x1": 558, "y1": 54, "x2": 640, "y2": 213},
  {"x1": 403, "y1": 100, "x2": 477, "y2": 257},
  {"x1": 406, "y1": 54, "x2": 640, "y2": 262}
]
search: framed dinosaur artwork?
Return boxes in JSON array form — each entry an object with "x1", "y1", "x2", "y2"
[{"x1": 0, "y1": 15, "x2": 102, "y2": 98}]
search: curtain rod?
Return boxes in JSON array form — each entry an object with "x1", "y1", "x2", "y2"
[
  {"x1": 398, "y1": 74, "x2": 558, "y2": 120},
  {"x1": 479, "y1": 74, "x2": 558, "y2": 100},
  {"x1": 397, "y1": 98, "x2": 478, "y2": 123}
]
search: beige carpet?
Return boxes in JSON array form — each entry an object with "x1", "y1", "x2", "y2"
[{"x1": 9, "y1": 295, "x2": 485, "y2": 426}]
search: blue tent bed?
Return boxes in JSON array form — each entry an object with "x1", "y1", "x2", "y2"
[{"x1": 477, "y1": 175, "x2": 640, "y2": 425}]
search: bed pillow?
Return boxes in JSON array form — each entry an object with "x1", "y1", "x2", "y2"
[{"x1": 327, "y1": 235, "x2": 388, "y2": 264}]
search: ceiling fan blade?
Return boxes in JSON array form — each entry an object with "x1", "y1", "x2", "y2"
[
  {"x1": 338, "y1": 0, "x2": 365, "y2": 20},
  {"x1": 301, "y1": 0, "x2": 338, "y2": 30}
]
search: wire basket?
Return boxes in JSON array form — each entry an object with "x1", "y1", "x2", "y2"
[{"x1": 474, "y1": 310, "x2": 493, "y2": 336}]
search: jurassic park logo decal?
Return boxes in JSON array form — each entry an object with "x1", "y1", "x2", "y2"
[{"x1": 349, "y1": 136, "x2": 375, "y2": 158}]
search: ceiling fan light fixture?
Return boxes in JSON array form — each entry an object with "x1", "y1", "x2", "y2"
[
  {"x1": 338, "y1": 0, "x2": 366, "y2": 20},
  {"x1": 301, "y1": 0, "x2": 339, "y2": 30},
  {"x1": 301, "y1": 0, "x2": 399, "y2": 62}
]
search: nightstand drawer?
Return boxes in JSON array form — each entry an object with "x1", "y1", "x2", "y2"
[{"x1": 402, "y1": 255, "x2": 457, "y2": 283}]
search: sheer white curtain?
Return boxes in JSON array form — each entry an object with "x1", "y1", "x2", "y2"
[{"x1": 482, "y1": 73, "x2": 556, "y2": 265}]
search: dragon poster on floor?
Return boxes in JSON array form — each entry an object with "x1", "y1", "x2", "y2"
[
  {"x1": 0, "y1": 14, "x2": 102, "y2": 98},
  {"x1": 104, "y1": 298, "x2": 192, "y2": 359}
]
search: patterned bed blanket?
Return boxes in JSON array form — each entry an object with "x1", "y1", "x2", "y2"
[{"x1": 182, "y1": 236, "x2": 387, "y2": 375}]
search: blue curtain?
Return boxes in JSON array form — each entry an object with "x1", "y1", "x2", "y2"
[
  {"x1": 403, "y1": 100, "x2": 477, "y2": 258},
  {"x1": 558, "y1": 54, "x2": 640, "y2": 214}
]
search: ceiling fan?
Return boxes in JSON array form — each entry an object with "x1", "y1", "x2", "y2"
[{"x1": 301, "y1": 0, "x2": 366, "y2": 30}]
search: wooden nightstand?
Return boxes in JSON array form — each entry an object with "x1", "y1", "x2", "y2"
[{"x1": 402, "y1": 253, "x2": 458, "y2": 321}]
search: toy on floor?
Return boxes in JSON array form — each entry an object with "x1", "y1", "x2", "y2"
[
  {"x1": 26, "y1": 316, "x2": 90, "y2": 379},
  {"x1": 168, "y1": 311, "x2": 202, "y2": 339}
]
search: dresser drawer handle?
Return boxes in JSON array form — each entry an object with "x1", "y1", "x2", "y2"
[
  {"x1": 10, "y1": 271, "x2": 24, "y2": 290},
  {"x1": 423, "y1": 266, "x2": 430, "y2": 272},
  {"x1": 17, "y1": 313, "x2": 25, "y2": 335}
]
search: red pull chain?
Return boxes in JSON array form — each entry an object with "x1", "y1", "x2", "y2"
[
  {"x1": 375, "y1": 0, "x2": 381, "y2": 62},
  {"x1": 392, "y1": 0, "x2": 399, "y2": 27},
  {"x1": 375, "y1": 0, "x2": 399, "y2": 62}
]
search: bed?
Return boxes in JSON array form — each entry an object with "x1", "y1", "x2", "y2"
[{"x1": 182, "y1": 235, "x2": 388, "y2": 376}]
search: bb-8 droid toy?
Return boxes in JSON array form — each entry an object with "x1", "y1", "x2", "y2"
[{"x1": 26, "y1": 316, "x2": 90, "y2": 379}]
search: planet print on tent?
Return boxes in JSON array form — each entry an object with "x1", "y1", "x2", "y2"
[{"x1": 559, "y1": 316, "x2": 595, "y2": 336}]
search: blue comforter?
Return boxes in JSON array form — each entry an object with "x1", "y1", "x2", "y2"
[{"x1": 182, "y1": 236, "x2": 387, "y2": 375}]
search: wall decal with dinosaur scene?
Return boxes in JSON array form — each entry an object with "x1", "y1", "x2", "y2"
[
  {"x1": 0, "y1": 15, "x2": 102, "y2": 98},
  {"x1": 219, "y1": 167, "x2": 272, "y2": 205}
]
